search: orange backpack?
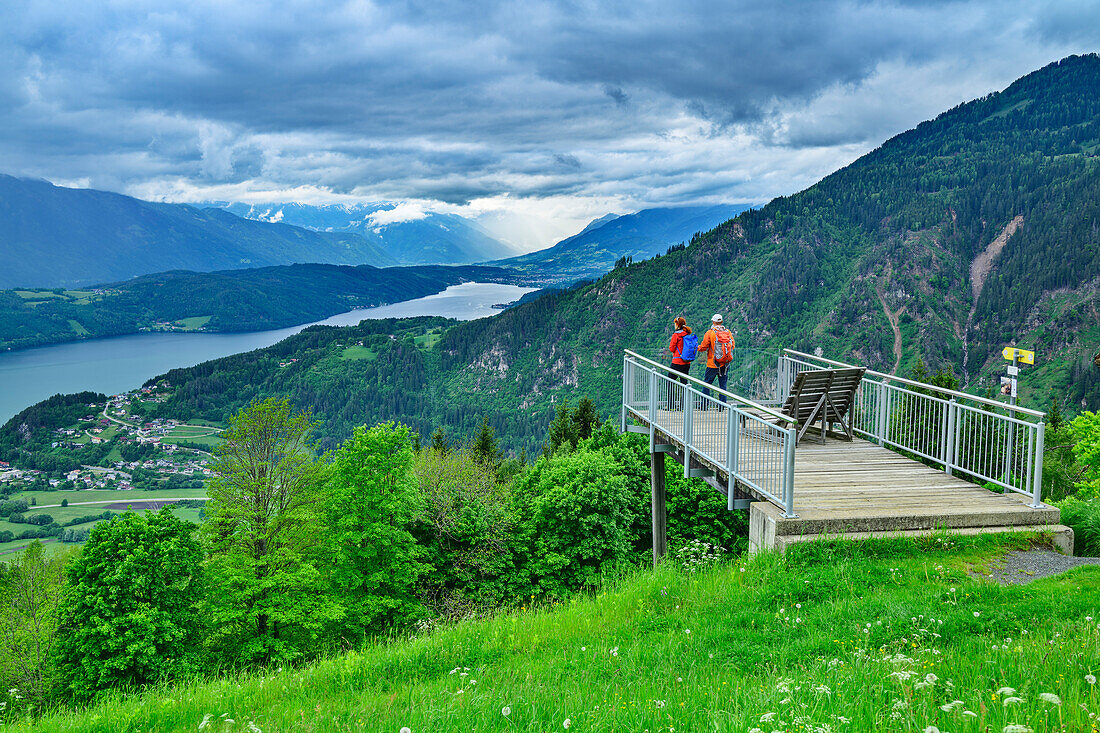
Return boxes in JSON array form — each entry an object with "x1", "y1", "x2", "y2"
[{"x1": 713, "y1": 326, "x2": 734, "y2": 364}]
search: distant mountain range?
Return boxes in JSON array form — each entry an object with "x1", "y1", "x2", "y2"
[
  {"x1": 217, "y1": 202, "x2": 519, "y2": 266},
  {"x1": 491, "y1": 204, "x2": 754, "y2": 281},
  {"x1": 0, "y1": 175, "x2": 405, "y2": 289}
]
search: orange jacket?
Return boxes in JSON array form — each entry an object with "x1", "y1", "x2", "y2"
[{"x1": 699, "y1": 327, "x2": 735, "y2": 368}]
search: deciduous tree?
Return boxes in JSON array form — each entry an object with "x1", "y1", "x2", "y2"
[{"x1": 52, "y1": 510, "x2": 204, "y2": 702}]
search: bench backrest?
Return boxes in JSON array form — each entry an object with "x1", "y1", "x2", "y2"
[{"x1": 782, "y1": 367, "x2": 866, "y2": 422}]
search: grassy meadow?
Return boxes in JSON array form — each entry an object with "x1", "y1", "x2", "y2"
[{"x1": 10, "y1": 532, "x2": 1099, "y2": 732}]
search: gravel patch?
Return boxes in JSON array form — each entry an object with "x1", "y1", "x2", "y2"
[{"x1": 975, "y1": 550, "x2": 1100, "y2": 585}]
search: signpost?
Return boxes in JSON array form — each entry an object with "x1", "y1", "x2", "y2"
[{"x1": 1001, "y1": 347, "x2": 1035, "y2": 483}]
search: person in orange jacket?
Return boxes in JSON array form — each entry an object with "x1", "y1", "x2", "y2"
[{"x1": 698, "y1": 313, "x2": 735, "y2": 404}]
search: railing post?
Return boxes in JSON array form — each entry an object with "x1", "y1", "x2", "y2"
[
  {"x1": 777, "y1": 354, "x2": 787, "y2": 403},
  {"x1": 726, "y1": 406, "x2": 740, "y2": 510},
  {"x1": 874, "y1": 382, "x2": 887, "y2": 445},
  {"x1": 880, "y1": 383, "x2": 888, "y2": 444},
  {"x1": 648, "y1": 369, "x2": 657, "y2": 424},
  {"x1": 944, "y1": 398, "x2": 957, "y2": 476},
  {"x1": 1030, "y1": 421, "x2": 1045, "y2": 508},
  {"x1": 783, "y1": 425, "x2": 798, "y2": 518},
  {"x1": 621, "y1": 356, "x2": 629, "y2": 433},
  {"x1": 683, "y1": 387, "x2": 694, "y2": 478}
]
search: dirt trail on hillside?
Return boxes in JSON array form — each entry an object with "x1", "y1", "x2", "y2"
[{"x1": 963, "y1": 215, "x2": 1024, "y2": 382}]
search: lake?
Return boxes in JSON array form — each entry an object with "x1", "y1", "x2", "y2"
[{"x1": 0, "y1": 282, "x2": 536, "y2": 424}]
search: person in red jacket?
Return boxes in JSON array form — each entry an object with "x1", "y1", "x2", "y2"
[{"x1": 667, "y1": 317, "x2": 694, "y2": 409}]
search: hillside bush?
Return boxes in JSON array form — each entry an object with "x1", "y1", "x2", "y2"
[
  {"x1": 53, "y1": 509, "x2": 205, "y2": 702},
  {"x1": 1056, "y1": 496, "x2": 1100, "y2": 557},
  {"x1": 0, "y1": 500, "x2": 27, "y2": 517},
  {"x1": 27, "y1": 514, "x2": 53, "y2": 526}
]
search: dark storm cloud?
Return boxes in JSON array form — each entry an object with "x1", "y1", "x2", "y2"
[{"x1": 1, "y1": 0, "x2": 1097, "y2": 219}]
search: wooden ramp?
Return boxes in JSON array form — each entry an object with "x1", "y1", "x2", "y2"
[{"x1": 639, "y1": 408, "x2": 1068, "y2": 553}]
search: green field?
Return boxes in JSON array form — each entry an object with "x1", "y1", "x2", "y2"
[
  {"x1": 414, "y1": 328, "x2": 444, "y2": 349},
  {"x1": 11, "y1": 487, "x2": 208, "y2": 508},
  {"x1": 0, "y1": 495, "x2": 208, "y2": 558},
  {"x1": 173, "y1": 316, "x2": 212, "y2": 330},
  {"x1": 13, "y1": 290, "x2": 66, "y2": 300},
  {"x1": 12, "y1": 532, "x2": 1100, "y2": 733},
  {"x1": 162, "y1": 426, "x2": 223, "y2": 449},
  {"x1": 66, "y1": 319, "x2": 90, "y2": 336},
  {"x1": 339, "y1": 345, "x2": 379, "y2": 361}
]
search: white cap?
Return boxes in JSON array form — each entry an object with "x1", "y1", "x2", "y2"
[{"x1": 712, "y1": 313, "x2": 723, "y2": 323}]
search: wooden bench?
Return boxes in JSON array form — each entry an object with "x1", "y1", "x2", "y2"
[{"x1": 780, "y1": 367, "x2": 866, "y2": 444}]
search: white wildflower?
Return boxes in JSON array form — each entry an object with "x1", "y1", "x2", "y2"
[
  {"x1": 974, "y1": 611, "x2": 981, "y2": 617},
  {"x1": 963, "y1": 710, "x2": 977, "y2": 717},
  {"x1": 400, "y1": 728, "x2": 412, "y2": 733},
  {"x1": 924, "y1": 726, "x2": 941, "y2": 733},
  {"x1": 198, "y1": 714, "x2": 213, "y2": 730},
  {"x1": 814, "y1": 685, "x2": 831, "y2": 695},
  {"x1": 502, "y1": 707, "x2": 511, "y2": 717},
  {"x1": 1086, "y1": 674, "x2": 1097, "y2": 685},
  {"x1": 1003, "y1": 696, "x2": 1024, "y2": 706},
  {"x1": 779, "y1": 698, "x2": 791, "y2": 705},
  {"x1": 581, "y1": 646, "x2": 586, "y2": 652},
  {"x1": 247, "y1": 723, "x2": 262, "y2": 733},
  {"x1": 760, "y1": 712, "x2": 777, "y2": 722},
  {"x1": 996, "y1": 687, "x2": 1017, "y2": 696},
  {"x1": 563, "y1": 719, "x2": 571, "y2": 730},
  {"x1": 1002, "y1": 726, "x2": 1033, "y2": 733},
  {"x1": 940, "y1": 700, "x2": 964, "y2": 712},
  {"x1": 924, "y1": 673, "x2": 938, "y2": 684},
  {"x1": 1039, "y1": 693, "x2": 1062, "y2": 705},
  {"x1": 748, "y1": 729, "x2": 763, "y2": 733},
  {"x1": 655, "y1": 700, "x2": 666, "y2": 709},
  {"x1": 892, "y1": 700, "x2": 909, "y2": 710},
  {"x1": 610, "y1": 646, "x2": 619, "y2": 657}
]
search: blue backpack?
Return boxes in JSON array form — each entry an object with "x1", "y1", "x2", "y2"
[{"x1": 679, "y1": 333, "x2": 699, "y2": 362}]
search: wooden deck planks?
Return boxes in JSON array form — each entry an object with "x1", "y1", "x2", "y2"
[{"x1": 640, "y1": 407, "x2": 1053, "y2": 527}]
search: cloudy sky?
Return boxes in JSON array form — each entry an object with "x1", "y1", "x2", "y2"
[{"x1": 3, "y1": 0, "x2": 1099, "y2": 248}]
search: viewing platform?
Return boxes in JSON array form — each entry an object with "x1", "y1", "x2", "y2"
[{"x1": 620, "y1": 349, "x2": 1070, "y2": 556}]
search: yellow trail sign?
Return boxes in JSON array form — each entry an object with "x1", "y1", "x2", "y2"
[{"x1": 1002, "y1": 347, "x2": 1035, "y2": 364}]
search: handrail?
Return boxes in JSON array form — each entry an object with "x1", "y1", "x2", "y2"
[
  {"x1": 782, "y1": 349, "x2": 1046, "y2": 420},
  {"x1": 624, "y1": 350, "x2": 796, "y2": 424}
]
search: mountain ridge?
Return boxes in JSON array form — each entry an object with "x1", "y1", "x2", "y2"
[
  {"x1": 490, "y1": 204, "x2": 754, "y2": 281},
  {"x1": 0, "y1": 176, "x2": 400, "y2": 288}
]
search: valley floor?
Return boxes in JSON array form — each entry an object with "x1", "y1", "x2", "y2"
[{"x1": 15, "y1": 532, "x2": 1100, "y2": 732}]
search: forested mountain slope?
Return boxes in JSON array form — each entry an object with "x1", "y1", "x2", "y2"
[
  {"x1": 0, "y1": 176, "x2": 398, "y2": 288},
  {"x1": 441, "y1": 54, "x2": 1100, "y2": 417},
  {"x1": 492, "y1": 204, "x2": 753, "y2": 281}
]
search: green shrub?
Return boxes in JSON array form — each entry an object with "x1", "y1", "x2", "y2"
[{"x1": 1056, "y1": 496, "x2": 1100, "y2": 556}]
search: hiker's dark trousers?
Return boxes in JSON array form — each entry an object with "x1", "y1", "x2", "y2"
[
  {"x1": 668, "y1": 362, "x2": 690, "y2": 409},
  {"x1": 701, "y1": 365, "x2": 728, "y2": 404}
]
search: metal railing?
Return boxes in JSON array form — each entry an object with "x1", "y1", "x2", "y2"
[
  {"x1": 780, "y1": 349, "x2": 1046, "y2": 507},
  {"x1": 621, "y1": 350, "x2": 799, "y2": 517}
]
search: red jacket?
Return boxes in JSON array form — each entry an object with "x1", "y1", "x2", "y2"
[{"x1": 669, "y1": 329, "x2": 691, "y2": 365}]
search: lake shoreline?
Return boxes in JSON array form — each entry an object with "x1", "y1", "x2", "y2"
[{"x1": 0, "y1": 282, "x2": 538, "y2": 424}]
